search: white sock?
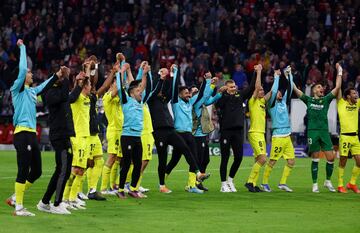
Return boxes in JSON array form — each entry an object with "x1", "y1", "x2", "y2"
[
  {"x1": 160, "y1": 185, "x2": 165, "y2": 188},
  {"x1": 15, "y1": 204, "x2": 23, "y2": 211},
  {"x1": 221, "y1": 181, "x2": 227, "y2": 186},
  {"x1": 227, "y1": 177, "x2": 233, "y2": 183}
]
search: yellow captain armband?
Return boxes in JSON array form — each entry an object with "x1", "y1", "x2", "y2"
[{"x1": 210, "y1": 84, "x2": 216, "y2": 89}]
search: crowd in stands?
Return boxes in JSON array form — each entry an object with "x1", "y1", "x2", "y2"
[{"x1": 0, "y1": 0, "x2": 360, "y2": 134}]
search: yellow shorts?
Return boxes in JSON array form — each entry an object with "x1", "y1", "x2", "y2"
[
  {"x1": 87, "y1": 135, "x2": 103, "y2": 159},
  {"x1": 339, "y1": 135, "x2": 360, "y2": 156},
  {"x1": 248, "y1": 132, "x2": 266, "y2": 157},
  {"x1": 270, "y1": 136, "x2": 295, "y2": 161},
  {"x1": 70, "y1": 136, "x2": 88, "y2": 169},
  {"x1": 141, "y1": 134, "x2": 154, "y2": 161},
  {"x1": 107, "y1": 130, "x2": 122, "y2": 157}
]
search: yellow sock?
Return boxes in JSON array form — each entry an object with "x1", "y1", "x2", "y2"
[
  {"x1": 70, "y1": 175, "x2": 83, "y2": 201},
  {"x1": 115, "y1": 173, "x2": 120, "y2": 186},
  {"x1": 350, "y1": 166, "x2": 360, "y2": 185},
  {"x1": 253, "y1": 170, "x2": 260, "y2": 186},
  {"x1": 15, "y1": 182, "x2": 26, "y2": 206},
  {"x1": 247, "y1": 162, "x2": 262, "y2": 184},
  {"x1": 80, "y1": 171, "x2": 86, "y2": 193},
  {"x1": 110, "y1": 160, "x2": 120, "y2": 188},
  {"x1": 187, "y1": 172, "x2": 196, "y2": 187},
  {"x1": 24, "y1": 181, "x2": 32, "y2": 191},
  {"x1": 338, "y1": 167, "x2": 345, "y2": 187},
  {"x1": 262, "y1": 164, "x2": 273, "y2": 184},
  {"x1": 136, "y1": 174, "x2": 143, "y2": 190},
  {"x1": 87, "y1": 167, "x2": 93, "y2": 192},
  {"x1": 280, "y1": 165, "x2": 292, "y2": 184},
  {"x1": 63, "y1": 173, "x2": 75, "y2": 200},
  {"x1": 126, "y1": 164, "x2": 134, "y2": 183},
  {"x1": 88, "y1": 157, "x2": 104, "y2": 191},
  {"x1": 100, "y1": 165, "x2": 111, "y2": 191}
]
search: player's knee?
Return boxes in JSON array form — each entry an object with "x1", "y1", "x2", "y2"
[
  {"x1": 339, "y1": 157, "x2": 347, "y2": 168},
  {"x1": 268, "y1": 160, "x2": 276, "y2": 167},
  {"x1": 326, "y1": 158, "x2": 335, "y2": 163},
  {"x1": 354, "y1": 155, "x2": 360, "y2": 166},
  {"x1": 257, "y1": 156, "x2": 266, "y2": 165},
  {"x1": 106, "y1": 154, "x2": 116, "y2": 165},
  {"x1": 31, "y1": 168, "x2": 42, "y2": 181},
  {"x1": 142, "y1": 160, "x2": 149, "y2": 166},
  {"x1": 287, "y1": 159, "x2": 295, "y2": 167},
  {"x1": 73, "y1": 167, "x2": 84, "y2": 175}
]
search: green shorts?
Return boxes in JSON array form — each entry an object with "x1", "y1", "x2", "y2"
[{"x1": 307, "y1": 130, "x2": 333, "y2": 153}]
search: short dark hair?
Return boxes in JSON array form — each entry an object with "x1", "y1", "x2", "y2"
[
  {"x1": 128, "y1": 80, "x2": 141, "y2": 94},
  {"x1": 344, "y1": 87, "x2": 356, "y2": 98},
  {"x1": 311, "y1": 82, "x2": 323, "y2": 93},
  {"x1": 179, "y1": 86, "x2": 188, "y2": 93}
]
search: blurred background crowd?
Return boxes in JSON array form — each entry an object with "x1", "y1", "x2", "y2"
[{"x1": 0, "y1": 0, "x2": 360, "y2": 145}]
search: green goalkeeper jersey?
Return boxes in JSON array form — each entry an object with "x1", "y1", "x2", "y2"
[{"x1": 300, "y1": 92, "x2": 335, "y2": 131}]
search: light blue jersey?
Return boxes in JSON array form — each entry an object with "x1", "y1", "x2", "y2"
[
  {"x1": 267, "y1": 73, "x2": 293, "y2": 137},
  {"x1": 116, "y1": 72, "x2": 143, "y2": 137},
  {"x1": 171, "y1": 67, "x2": 212, "y2": 133},
  {"x1": 11, "y1": 44, "x2": 57, "y2": 131}
]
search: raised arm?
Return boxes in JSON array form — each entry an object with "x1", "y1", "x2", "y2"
[
  {"x1": 252, "y1": 64, "x2": 263, "y2": 99},
  {"x1": 10, "y1": 40, "x2": 27, "y2": 93},
  {"x1": 171, "y1": 65, "x2": 179, "y2": 103},
  {"x1": 267, "y1": 70, "x2": 281, "y2": 108},
  {"x1": 116, "y1": 66, "x2": 128, "y2": 105},
  {"x1": 96, "y1": 63, "x2": 118, "y2": 97},
  {"x1": 138, "y1": 64, "x2": 149, "y2": 94},
  {"x1": 205, "y1": 85, "x2": 226, "y2": 106},
  {"x1": 34, "y1": 72, "x2": 59, "y2": 95},
  {"x1": 126, "y1": 65, "x2": 134, "y2": 83},
  {"x1": 334, "y1": 63, "x2": 343, "y2": 100},
  {"x1": 191, "y1": 72, "x2": 212, "y2": 106}
]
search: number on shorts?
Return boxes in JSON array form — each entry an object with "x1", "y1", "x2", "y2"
[
  {"x1": 343, "y1": 142, "x2": 350, "y2": 149},
  {"x1": 115, "y1": 139, "x2": 120, "y2": 146},
  {"x1": 78, "y1": 149, "x2": 85, "y2": 158},
  {"x1": 259, "y1": 141, "x2": 263, "y2": 147},
  {"x1": 274, "y1": 147, "x2": 282, "y2": 153},
  {"x1": 308, "y1": 138, "x2": 312, "y2": 145},
  {"x1": 90, "y1": 143, "x2": 95, "y2": 152}
]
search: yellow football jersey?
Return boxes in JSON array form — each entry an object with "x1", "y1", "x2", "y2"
[
  {"x1": 142, "y1": 103, "x2": 153, "y2": 135},
  {"x1": 71, "y1": 93, "x2": 90, "y2": 137},
  {"x1": 337, "y1": 98, "x2": 360, "y2": 134},
  {"x1": 248, "y1": 97, "x2": 266, "y2": 133},
  {"x1": 103, "y1": 91, "x2": 123, "y2": 132}
]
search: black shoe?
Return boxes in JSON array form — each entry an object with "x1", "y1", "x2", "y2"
[
  {"x1": 244, "y1": 183, "x2": 256, "y2": 192},
  {"x1": 88, "y1": 191, "x2": 106, "y2": 201},
  {"x1": 254, "y1": 186, "x2": 263, "y2": 192},
  {"x1": 196, "y1": 183, "x2": 209, "y2": 191}
]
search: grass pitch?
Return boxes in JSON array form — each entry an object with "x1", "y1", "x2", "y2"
[{"x1": 0, "y1": 151, "x2": 359, "y2": 233}]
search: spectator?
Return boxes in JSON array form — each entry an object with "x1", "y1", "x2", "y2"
[{"x1": 232, "y1": 64, "x2": 247, "y2": 89}]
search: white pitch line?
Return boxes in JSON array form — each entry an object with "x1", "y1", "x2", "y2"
[{"x1": 0, "y1": 165, "x2": 307, "y2": 180}]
